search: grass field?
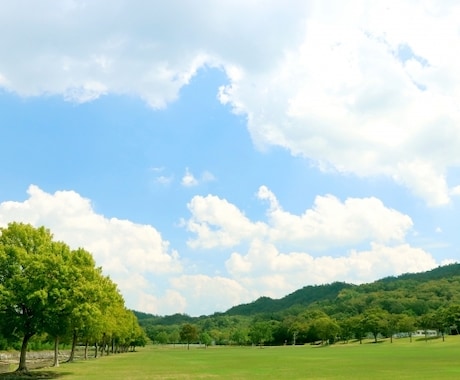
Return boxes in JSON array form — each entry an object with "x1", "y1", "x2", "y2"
[{"x1": 3, "y1": 337, "x2": 460, "y2": 379}]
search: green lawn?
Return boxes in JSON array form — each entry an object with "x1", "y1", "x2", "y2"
[{"x1": 4, "y1": 337, "x2": 460, "y2": 379}]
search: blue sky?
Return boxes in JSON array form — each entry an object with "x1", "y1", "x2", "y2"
[{"x1": 1, "y1": 1, "x2": 460, "y2": 316}]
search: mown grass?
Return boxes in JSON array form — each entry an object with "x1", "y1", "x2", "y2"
[{"x1": 4, "y1": 336, "x2": 460, "y2": 379}]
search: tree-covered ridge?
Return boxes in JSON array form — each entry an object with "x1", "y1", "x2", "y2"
[
  {"x1": 138, "y1": 263, "x2": 460, "y2": 347},
  {"x1": 224, "y1": 264, "x2": 460, "y2": 318},
  {"x1": 225, "y1": 282, "x2": 352, "y2": 316},
  {"x1": 0, "y1": 222, "x2": 147, "y2": 373}
]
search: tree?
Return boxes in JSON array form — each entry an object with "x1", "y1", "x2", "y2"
[
  {"x1": 397, "y1": 314, "x2": 417, "y2": 342},
  {"x1": 42, "y1": 241, "x2": 74, "y2": 367},
  {"x1": 311, "y1": 316, "x2": 340, "y2": 345},
  {"x1": 362, "y1": 308, "x2": 389, "y2": 343},
  {"x1": 156, "y1": 331, "x2": 169, "y2": 345},
  {"x1": 65, "y1": 248, "x2": 104, "y2": 362},
  {"x1": 169, "y1": 329, "x2": 180, "y2": 347},
  {"x1": 249, "y1": 321, "x2": 273, "y2": 347},
  {"x1": 443, "y1": 304, "x2": 460, "y2": 336},
  {"x1": 0, "y1": 223, "x2": 60, "y2": 372},
  {"x1": 230, "y1": 328, "x2": 248, "y2": 346},
  {"x1": 180, "y1": 323, "x2": 198, "y2": 350},
  {"x1": 418, "y1": 313, "x2": 436, "y2": 342},
  {"x1": 200, "y1": 332, "x2": 212, "y2": 348},
  {"x1": 347, "y1": 315, "x2": 366, "y2": 344}
]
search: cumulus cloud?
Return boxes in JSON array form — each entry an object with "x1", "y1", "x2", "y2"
[
  {"x1": 1, "y1": 1, "x2": 460, "y2": 204},
  {"x1": 170, "y1": 274, "x2": 254, "y2": 315},
  {"x1": 0, "y1": 185, "x2": 441, "y2": 315},
  {"x1": 226, "y1": 240, "x2": 437, "y2": 300},
  {"x1": 218, "y1": 2, "x2": 460, "y2": 206},
  {"x1": 0, "y1": 185, "x2": 182, "y2": 311},
  {"x1": 0, "y1": 0, "x2": 306, "y2": 107},
  {"x1": 186, "y1": 185, "x2": 413, "y2": 250},
  {"x1": 258, "y1": 186, "x2": 413, "y2": 248},
  {"x1": 185, "y1": 193, "x2": 268, "y2": 249},
  {"x1": 185, "y1": 187, "x2": 438, "y2": 304}
]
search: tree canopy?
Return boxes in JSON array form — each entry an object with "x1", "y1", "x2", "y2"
[{"x1": 0, "y1": 222, "x2": 146, "y2": 373}]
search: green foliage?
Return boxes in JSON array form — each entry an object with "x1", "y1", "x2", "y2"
[
  {"x1": 136, "y1": 263, "x2": 460, "y2": 348},
  {"x1": 249, "y1": 321, "x2": 274, "y2": 346},
  {"x1": 226, "y1": 282, "x2": 352, "y2": 316},
  {"x1": 0, "y1": 222, "x2": 144, "y2": 371},
  {"x1": 180, "y1": 323, "x2": 199, "y2": 349}
]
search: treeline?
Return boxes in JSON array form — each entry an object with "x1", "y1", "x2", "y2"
[
  {"x1": 0, "y1": 222, "x2": 147, "y2": 373},
  {"x1": 138, "y1": 264, "x2": 460, "y2": 347}
]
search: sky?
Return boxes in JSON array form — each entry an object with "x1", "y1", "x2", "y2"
[{"x1": 1, "y1": 0, "x2": 460, "y2": 316}]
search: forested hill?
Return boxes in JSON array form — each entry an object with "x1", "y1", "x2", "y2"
[
  {"x1": 224, "y1": 263, "x2": 460, "y2": 317},
  {"x1": 134, "y1": 263, "x2": 460, "y2": 323},
  {"x1": 224, "y1": 281, "x2": 352, "y2": 316}
]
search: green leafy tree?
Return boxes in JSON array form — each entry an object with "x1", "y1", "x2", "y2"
[
  {"x1": 65, "y1": 249, "x2": 104, "y2": 362},
  {"x1": 443, "y1": 304, "x2": 460, "y2": 335},
  {"x1": 156, "y1": 331, "x2": 169, "y2": 345},
  {"x1": 42, "y1": 241, "x2": 74, "y2": 367},
  {"x1": 200, "y1": 332, "x2": 212, "y2": 348},
  {"x1": 397, "y1": 314, "x2": 417, "y2": 342},
  {"x1": 170, "y1": 329, "x2": 180, "y2": 347},
  {"x1": 230, "y1": 328, "x2": 249, "y2": 345},
  {"x1": 312, "y1": 316, "x2": 340, "y2": 345},
  {"x1": 347, "y1": 315, "x2": 366, "y2": 344},
  {"x1": 180, "y1": 323, "x2": 198, "y2": 349},
  {"x1": 0, "y1": 223, "x2": 59, "y2": 372},
  {"x1": 363, "y1": 308, "x2": 389, "y2": 343},
  {"x1": 249, "y1": 321, "x2": 273, "y2": 347},
  {"x1": 418, "y1": 313, "x2": 436, "y2": 342}
]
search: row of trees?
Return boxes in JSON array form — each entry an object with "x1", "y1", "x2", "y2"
[
  {"x1": 139, "y1": 264, "x2": 460, "y2": 348},
  {"x1": 144, "y1": 304, "x2": 460, "y2": 347},
  {"x1": 0, "y1": 223, "x2": 146, "y2": 373}
]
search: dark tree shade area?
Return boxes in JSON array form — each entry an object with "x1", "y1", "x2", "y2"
[{"x1": 0, "y1": 222, "x2": 147, "y2": 373}]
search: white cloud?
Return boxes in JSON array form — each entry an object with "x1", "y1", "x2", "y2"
[
  {"x1": 186, "y1": 186, "x2": 413, "y2": 250},
  {"x1": 181, "y1": 168, "x2": 198, "y2": 187},
  {"x1": 0, "y1": 185, "x2": 182, "y2": 311},
  {"x1": 137, "y1": 289, "x2": 187, "y2": 316},
  {"x1": 258, "y1": 186, "x2": 413, "y2": 249},
  {"x1": 0, "y1": 0, "x2": 306, "y2": 107},
  {"x1": 181, "y1": 168, "x2": 215, "y2": 187},
  {"x1": 185, "y1": 194, "x2": 268, "y2": 249},
  {"x1": 1, "y1": 1, "x2": 460, "y2": 204},
  {"x1": 218, "y1": 2, "x2": 460, "y2": 206},
  {"x1": 0, "y1": 184, "x2": 441, "y2": 316},
  {"x1": 226, "y1": 240, "x2": 437, "y2": 300},
  {"x1": 170, "y1": 274, "x2": 253, "y2": 315}
]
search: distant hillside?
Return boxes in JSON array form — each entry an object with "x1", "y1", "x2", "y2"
[
  {"x1": 134, "y1": 263, "x2": 460, "y2": 322},
  {"x1": 224, "y1": 281, "x2": 352, "y2": 316},
  {"x1": 372, "y1": 263, "x2": 460, "y2": 285}
]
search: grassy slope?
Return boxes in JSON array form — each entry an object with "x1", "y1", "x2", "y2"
[{"x1": 16, "y1": 336, "x2": 460, "y2": 380}]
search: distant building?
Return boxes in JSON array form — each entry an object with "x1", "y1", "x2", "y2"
[
  {"x1": 412, "y1": 330, "x2": 437, "y2": 337},
  {"x1": 393, "y1": 330, "x2": 438, "y2": 338}
]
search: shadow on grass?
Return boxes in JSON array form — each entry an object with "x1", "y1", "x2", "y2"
[{"x1": 0, "y1": 371, "x2": 71, "y2": 379}]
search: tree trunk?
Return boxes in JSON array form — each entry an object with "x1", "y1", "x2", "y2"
[
  {"x1": 53, "y1": 336, "x2": 60, "y2": 367},
  {"x1": 67, "y1": 329, "x2": 78, "y2": 363},
  {"x1": 16, "y1": 332, "x2": 34, "y2": 373},
  {"x1": 84, "y1": 340, "x2": 89, "y2": 360},
  {"x1": 94, "y1": 342, "x2": 98, "y2": 358}
]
